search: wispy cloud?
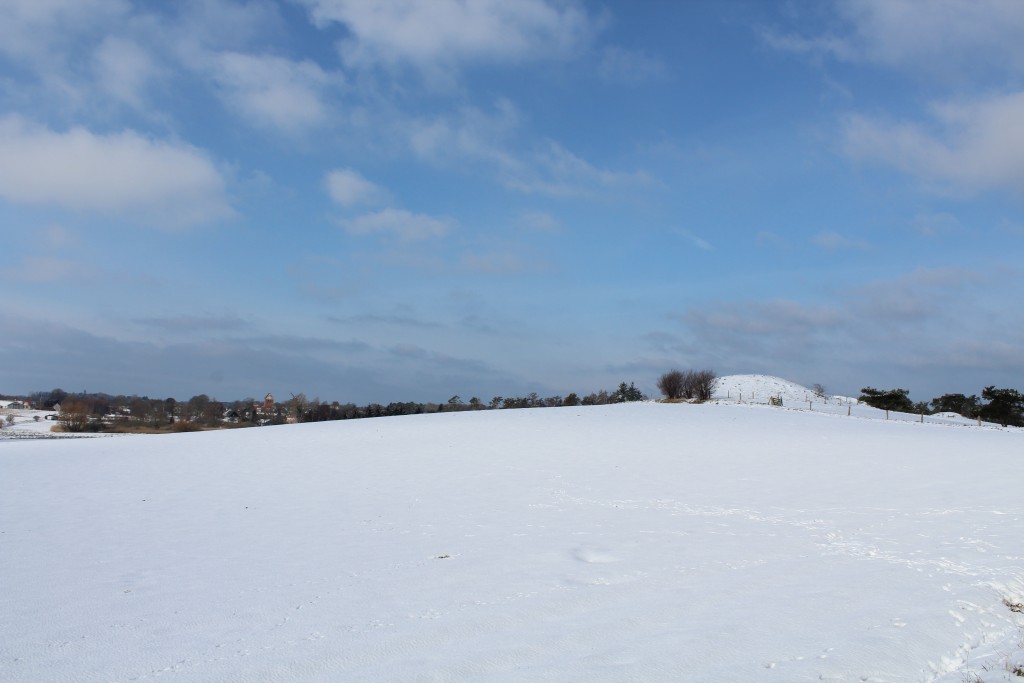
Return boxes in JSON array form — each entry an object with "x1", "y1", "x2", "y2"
[
  {"x1": 0, "y1": 311, "x2": 387, "y2": 401},
  {"x1": 755, "y1": 230, "x2": 786, "y2": 248},
  {"x1": 341, "y1": 208, "x2": 454, "y2": 241},
  {"x1": 519, "y1": 211, "x2": 562, "y2": 233},
  {"x1": 0, "y1": 256, "x2": 88, "y2": 284},
  {"x1": 327, "y1": 313, "x2": 443, "y2": 330},
  {"x1": 598, "y1": 46, "x2": 668, "y2": 84},
  {"x1": 133, "y1": 314, "x2": 252, "y2": 334},
  {"x1": 910, "y1": 212, "x2": 960, "y2": 237},
  {"x1": 296, "y1": 0, "x2": 598, "y2": 84},
  {"x1": 652, "y1": 266, "x2": 1008, "y2": 397},
  {"x1": 843, "y1": 93, "x2": 1024, "y2": 196},
  {"x1": 763, "y1": 0, "x2": 1024, "y2": 77},
  {"x1": 406, "y1": 99, "x2": 521, "y2": 170},
  {"x1": 813, "y1": 230, "x2": 872, "y2": 251},
  {"x1": 0, "y1": 0, "x2": 128, "y2": 70},
  {"x1": 208, "y1": 51, "x2": 335, "y2": 133},
  {"x1": 505, "y1": 140, "x2": 653, "y2": 197},
  {"x1": 674, "y1": 229, "x2": 714, "y2": 251},
  {"x1": 459, "y1": 251, "x2": 538, "y2": 274},
  {"x1": 92, "y1": 36, "x2": 163, "y2": 111},
  {"x1": 41, "y1": 224, "x2": 79, "y2": 249},
  {"x1": 402, "y1": 100, "x2": 651, "y2": 199},
  {"x1": 325, "y1": 168, "x2": 387, "y2": 207}
]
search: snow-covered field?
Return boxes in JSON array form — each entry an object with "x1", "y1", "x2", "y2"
[
  {"x1": 0, "y1": 409, "x2": 110, "y2": 440},
  {"x1": 2, "y1": 378, "x2": 1023, "y2": 682}
]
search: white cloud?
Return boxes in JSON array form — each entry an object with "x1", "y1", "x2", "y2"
[
  {"x1": 341, "y1": 208, "x2": 453, "y2": 241},
  {"x1": 765, "y1": 0, "x2": 1024, "y2": 76},
  {"x1": 0, "y1": 0, "x2": 133, "y2": 111},
  {"x1": 598, "y1": 46, "x2": 669, "y2": 84},
  {"x1": 210, "y1": 52, "x2": 334, "y2": 133},
  {"x1": 0, "y1": 0, "x2": 300, "y2": 127},
  {"x1": 0, "y1": 0, "x2": 128, "y2": 64},
  {"x1": 92, "y1": 36, "x2": 160, "y2": 110},
  {"x1": 843, "y1": 92, "x2": 1024, "y2": 195},
  {"x1": 297, "y1": 0, "x2": 596, "y2": 75},
  {"x1": 406, "y1": 100, "x2": 521, "y2": 170},
  {"x1": 171, "y1": 0, "x2": 284, "y2": 53},
  {"x1": 0, "y1": 116, "x2": 233, "y2": 228},
  {"x1": 325, "y1": 168, "x2": 386, "y2": 207}
]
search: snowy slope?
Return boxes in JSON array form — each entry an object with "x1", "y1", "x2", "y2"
[
  {"x1": 2, "y1": 403, "x2": 1023, "y2": 682},
  {"x1": 713, "y1": 373, "x2": 824, "y2": 403},
  {"x1": 712, "y1": 375, "x2": 990, "y2": 429},
  {"x1": 0, "y1": 410, "x2": 106, "y2": 440}
]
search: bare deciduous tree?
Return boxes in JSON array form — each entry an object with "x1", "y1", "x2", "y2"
[
  {"x1": 691, "y1": 369, "x2": 717, "y2": 402},
  {"x1": 659, "y1": 369, "x2": 716, "y2": 401},
  {"x1": 657, "y1": 370, "x2": 686, "y2": 400},
  {"x1": 58, "y1": 400, "x2": 91, "y2": 433}
]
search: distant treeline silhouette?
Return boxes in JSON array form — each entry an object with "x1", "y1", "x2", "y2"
[{"x1": 14, "y1": 382, "x2": 647, "y2": 432}]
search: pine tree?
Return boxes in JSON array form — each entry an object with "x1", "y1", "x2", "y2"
[
  {"x1": 979, "y1": 387, "x2": 1024, "y2": 427},
  {"x1": 859, "y1": 387, "x2": 914, "y2": 412}
]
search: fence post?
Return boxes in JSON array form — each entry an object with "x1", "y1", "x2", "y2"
[
  {"x1": 885, "y1": 409, "x2": 889, "y2": 420},
  {"x1": 847, "y1": 404, "x2": 851, "y2": 416}
]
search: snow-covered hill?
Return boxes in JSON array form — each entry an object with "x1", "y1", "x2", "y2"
[
  {"x1": 711, "y1": 374, "x2": 991, "y2": 428},
  {"x1": 2, "y1": 403, "x2": 1023, "y2": 682},
  {"x1": 713, "y1": 373, "x2": 826, "y2": 404}
]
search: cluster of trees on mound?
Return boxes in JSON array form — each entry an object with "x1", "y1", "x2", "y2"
[
  {"x1": 655, "y1": 369, "x2": 717, "y2": 402},
  {"x1": 859, "y1": 386, "x2": 1024, "y2": 427}
]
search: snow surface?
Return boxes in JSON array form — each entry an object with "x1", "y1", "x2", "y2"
[
  {"x1": 713, "y1": 374, "x2": 828, "y2": 404},
  {"x1": 712, "y1": 375, "x2": 990, "y2": 429},
  {"x1": 0, "y1": 409, "x2": 112, "y2": 440},
  {"x1": 2, "y1": 379, "x2": 1024, "y2": 682}
]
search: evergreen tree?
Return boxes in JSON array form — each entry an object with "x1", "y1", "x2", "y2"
[
  {"x1": 613, "y1": 382, "x2": 645, "y2": 403},
  {"x1": 859, "y1": 387, "x2": 914, "y2": 412},
  {"x1": 979, "y1": 386, "x2": 1024, "y2": 427},
  {"x1": 929, "y1": 393, "x2": 980, "y2": 417}
]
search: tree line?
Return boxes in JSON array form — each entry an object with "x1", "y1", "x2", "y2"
[
  {"x1": 858, "y1": 386, "x2": 1024, "y2": 427},
  {"x1": 22, "y1": 382, "x2": 649, "y2": 433},
  {"x1": 279, "y1": 382, "x2": 646, "y2": 424}
]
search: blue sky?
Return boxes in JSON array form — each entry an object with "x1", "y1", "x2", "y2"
[{"x1": 2, "y1": 0, "x2": 1023, "y2": 404}]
